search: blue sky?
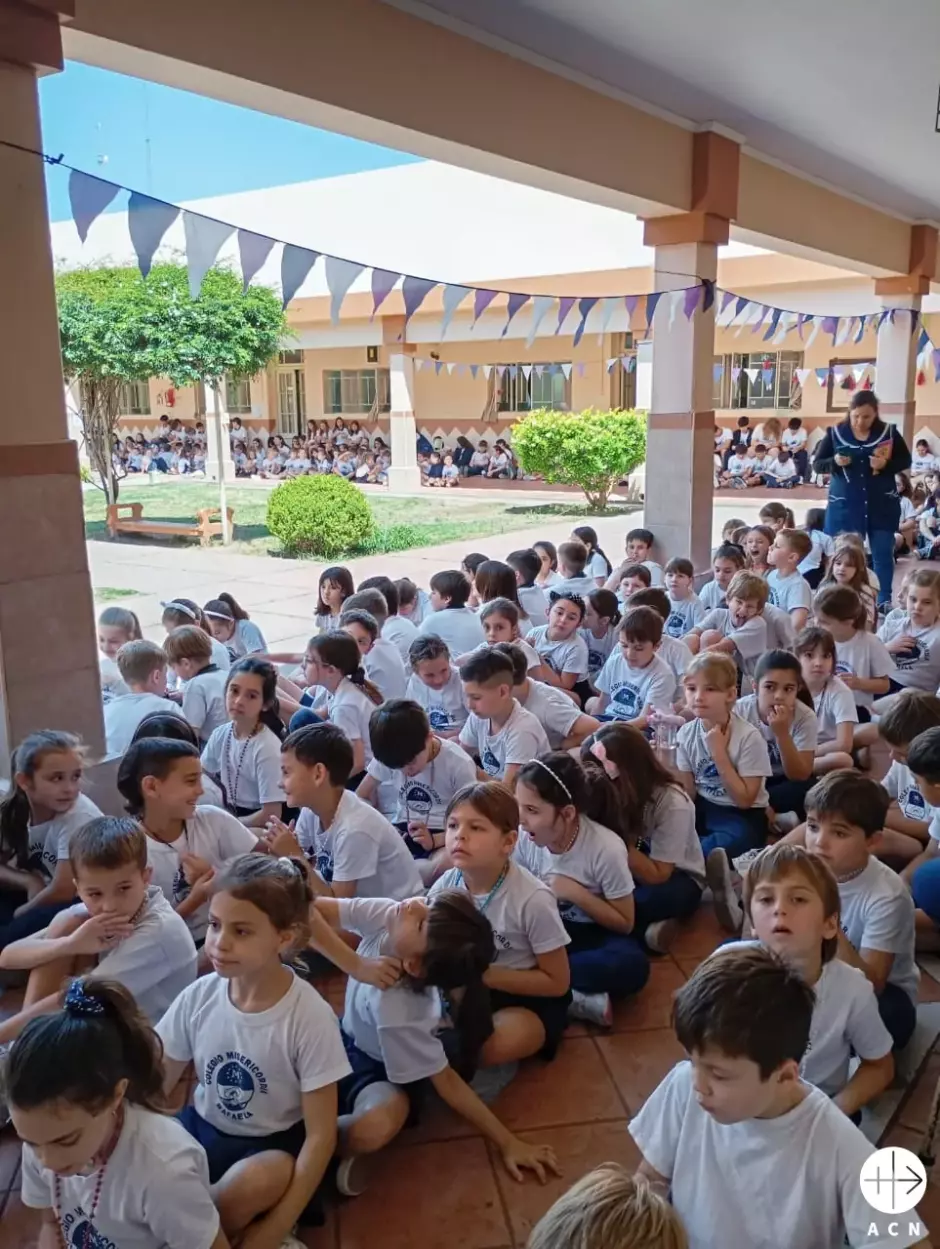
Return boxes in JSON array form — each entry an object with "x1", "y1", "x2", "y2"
[{"x1": 40, "y1": 63, "x2": 421, "y2": 222}]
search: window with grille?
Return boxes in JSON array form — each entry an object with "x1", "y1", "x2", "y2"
[
  {"x1": 119, "y1": 380, "x2": 151, "y2": 415},
  {"x1": 322, "y1": 369, "x2": 391, "y2": 415},
  {"x1": 225, "y1": 375, "x2": 252, "y2": 413},
  {"x1": 496, "y1": 364, "x2": 571, "y2": 412},
  {"x1": 714, "y1": 351, "x2": 804, "y2": 410}
]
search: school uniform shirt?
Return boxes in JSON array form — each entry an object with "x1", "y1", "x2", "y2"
[
  {"x1": 98, "y1": 651, "x2": 129, "y2": 704},
  {"x1": 762, "y1": 602, "x2": 796, "y2": 651},
  {"x1": 513, "y1": 815, "x2": 633, "y2": 924},
  {"x1": 295, "y1": 789, "x2": 423, "y2": 899},
  {"x1": 812, "y1": 676, "x2": 858, "y2": 747},
  {"x1": 726, "y1": 453, "x2": 754, "y2": 476},
  {"x1": 665, "y1": 593, "x2": 705, "y2": 638},
  {"x1": 365, "y1": 737, "x2": 476, "y2": 830},
  {"x1": 405, "y1": 666, "x2": 469, "y2": 734},
  {"x1": 595, "y1": 651, "x2": 676, "y2": 721},
  {"x1": 912, "y1": 451, "x2": 938, "y2": 474},
  {"x1": 328, "y1": 677, "x2": 377, "y2": 762},
  {"x1": 551, "y1": 573, "x2": 597, "y2": 600},
  {"x1": 228, "y1": 618, "x2": 267, "y2": 658},
  {"x1": 878, "y1": 613, "x2": 940, "y2": 692},
  {"x1": 579, "y1": 624, "x2": 619, "y2": 679},
  {"x1": 21, "y1": 1104, "x2": 221, "y2": 1249},
  {"x1": 518, "y1": 584, "x2": 549, "y2": 629},
  {"x1": 735, "y1": 695, "x2": 818, "y2": 777},
  {"x1": 363, "y1": 637, "x2": 408, "y2": 701},
  {"x1": 201, "y1": 722, "x2": 283, "y2": 812},
  {"x1": 697, "y1": 608, "x2": 768, "y2": 677},
  {"x1": 104, "y1": 692, "x2": 186, "y2": 756},
  {"x1": 628, "y1": 1061, "x2": 925, "y2": 1249},
  {"x1": 657, "y1": 634, "x2": 693, "y2": 685},
  {"x1": 642, "y1": 784, "x2": 706, "y2": 886},
  {"x1": 768, "y1": 457, "x2": 798, "y2": 482},
  {"x1": 517, "y1": 679, "x2": 582, "y2": 749},
  {"x1": 314, "y1": 611, "x2": 344, "y2": 635},
  {"x1": 799, "y1": 529, "x2": 835, "y2": 575},
  {"x1": 431, "y1": 860, "x2": 569, "y2": 969},
  {"x1": 145, "y1": 807, "x2": 258, "y2": 941},
  {"x1": 766, "y1": 569, "x2": 812, "y2": 617},
  {"x1": 839, "y1": 856, "x2": 919, "y2": 1002},
  {"x1": 459, "y1": 700, "x2": 550, "y2": 779},
  {"x1": 59, "y1": 886, "x2": 196, "y2": 1024},
  {"x1": 698, "y1": 578, "x2": 728, "y2": 611},
  {"x1": 676, "y1": 713, "x2": 771, "y2": 808},
  {"x1": 158, "y1": 970, "x2": 350, "y2": 1135},
  {"x1": 642, "y1": 560, "x2": 664, "y2": 587},
  {"x1": 27, "y1": 792, "x2": 102, "y2": 881},
  {"x1": 526, "y1": 625, "x2": 590, "y2": 678},
  {"x1": 832, "y1": 632, "x2": 894, "y2": 709},
  {"x1": 418, "y1": 606, "x2": 486, "y2": 655},
  {"x1": 472, "y1": 638, "x2": 543, "y2": 673},
  {"x1": 382, "y1": 614, "x2": 419, "y2": 666},
  {"x1": 338, "y1": 898, "x2": 449, "y2": 1084},
  {"x1": 180, "y1": 667, "x2": 228, "y2": 741},
  {"x1": 882, "y1": 758, "x2": 933, "y2": 825}
]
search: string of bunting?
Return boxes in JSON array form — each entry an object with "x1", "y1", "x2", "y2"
[{"x1": 4, "y1": 139, "x2": 930, "y2": 353}]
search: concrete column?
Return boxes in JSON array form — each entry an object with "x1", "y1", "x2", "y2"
[
  {"x1": 0, "y1": 48, "x2": 105, "y2": 769},
  {"x1": 204, "y1": 381, "x2": 236, "y2": 484},
  {"x1": 385, "y1": 351, "x2": 421, "y2": 491},
  {"x1": 873, "y1": 295, "x2": 922, "y2": 448}
]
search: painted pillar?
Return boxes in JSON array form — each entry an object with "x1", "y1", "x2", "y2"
[
  {"x1": 0, "y1": 15, "x2": 106, "y2": 771},
  {"x1": 204, "y1": 380, "x2": 236, "y2": 485},
  {"x1": 386, "y1": 350, "x2": 421, "y2": 491}
]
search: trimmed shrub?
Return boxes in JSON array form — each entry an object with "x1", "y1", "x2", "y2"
[
  {"x1": 266, "y1": 474, "x2": 375, "y2": 557},
  {"x1": 511, "y1": 408, "x2": 647, "y2": 510}
]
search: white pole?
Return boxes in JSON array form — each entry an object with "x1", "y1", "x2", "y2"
[{"x1": 210, "y1": 378, "x2": 230, "y2": 544}]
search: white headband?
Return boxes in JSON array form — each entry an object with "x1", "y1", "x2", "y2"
[
  {"x1": 160, "y1": 600, "x2": 197, "y2": 620},
  {"x1": 531, "y1": 757, "x2": 572, "y2": 801}
]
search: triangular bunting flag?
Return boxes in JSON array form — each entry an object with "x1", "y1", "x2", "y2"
[
  {"x1": 854, "y1": 316, "x2": 868, "y2": 344},
  {"x1": 496, "y1": 364, "x2": 508, "y2": 378},
  {"x1": 624, "y1": 294, "x2": 639, "y2": 328},
  {"x1": 526, "y1": 295, "x2": 554, "y2": 348},
  {"x1": 668, "y1": 289, "x2": 685, "y2": 329},
  {"x1": 918, "y1": 369, "x2": 927, "y2": 386},
  {"x1": 482, "y1": 365, "x2": 492, "y2": 379},
  {"x1": 182, "y1": 213, "x2": 234, "y2": 300},
  {"x1": 797, "y1": 313, "x2": 810, "y2": 340},
  {"x1": 815, "y1": 367, "x2": 830, "y2": 386},
  {"x1": 806, "y1": 318, "x2": 821, "y2": 348},
  {"x1": 402, "y1": 276, "x2": 437, "y2": 326},
  {"x1": 508, "y1": 365, "x2": 518, "y2": 379},
  {"x1": 556, "y1": 297, "x2": 576, "y2": 334},
  {"x1": 853, "y1": 366, "x2": 868, "y2": 383},
  {"x1": 371, "y1": 269, "x2": 400, "y2": 319},
  {"x1": 533, "y1": 364, "x2": 544, "y2": 376},
  {"x1": 606, "y1": 358, "x2": 617, "y2": 373},
  {"x1": 502, "y1": 291, "x2": 530, "y2": 338},
  {"x1": 645, "y1": 291, "x2": 663, "y2": 333},
  {"x1": 834, "y1": 318, "x2": 851, "y2": 347},
  {"x1": 473, "y1": 289, "x2": 499, "y2": 325},
  {"x1": 731, "y1": 367, "x2": 742, "y2": 384},
  {"x1": 238, "y1": 230, "x2": 276, "y2": 291},
  {"x1": 597, "y1": 296, "x2": 619, "y2": 342},
  {"x1": 735, "y1": 296, "x2": 750, "y2": 319},
  {"x1": 444, "y1": 362, "x2": 455, "y2": 374},
  {"x1": 751, "y1": 305, "x2": 770, "y2": 335},
  {"x1": 325, "y1": 256, "x2": 366, "y2": 325},
  {"x1": 521, "y1": 364, "x2": 532, "y2": 379},
  {"x1": 795, "y1": 369, "x2": 812, "y2": 388},
  {"x1": 720, "y1": 289, "x2": 735, "y2": 314},
  {"x1": 745, "y1": 367, "x2": 759, "y2": 384},
  {"x1": 434, "y1": 361, "x2": 443, "y2": 375},
  {"x1": 281, "y1": 244, "x2": 319, "y2": 308},
  {"x1": 439, "y1": 285, "x2": 471, "y2": 339},
  {"x1": 469, "y1": 364, "x2": 479, "y2": 380},
  {"x1": 762, "y1": 308, "x2": 783, "y2": 342},
  {"x1": 683, "y1": 285, "x2": 701, "y2": 320},
  {"x1": 935, "y1": 356, "x2": 940, "y2": 384},
  {"x1": 918, "y1": 328, "x2": 930, "y2": 354},
  {"x1": 573, "y1": 297, "x2": 599, "y2": 347},
  {"x1": 561, "y1": 363, "x2": 573, "y2": 379},
  {"x1": 455, "y1": 363, "x2": 466, "y2": 377},
  {"x1": 821, "y1": 316, "x2": 839, "y2": 343},
  {"x1": 702, "y1": 280, "x2": 716, "y2": 313},
  {"x1": 68, "y1": 169, "x2": 120, "y2": 243},
  {"x1": 127, "y1": 192, "x2": 179, "y2": 278}
]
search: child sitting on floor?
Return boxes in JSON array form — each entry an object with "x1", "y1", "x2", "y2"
[
  {"x1": 795, "y1": 626, "x2": 858, "y2": 774},
  {"x1": 495, "y1": 643, "x2": 598, "y2": 752},
  {"x1": 164, "y1": 625, "x2": 228, "y2": 743},
  {"x1": 877, "y1": 691, "x2": 940, "y2": 866},
  {"x1": 458, "y1": 649, "x2": 549, "y2": 787},
  {"x1": 527, "y1": 1164, "x2": 687, "y2": 1249},
  {"x1": 698, "y1": 542, "x2": 745, "y2": 612},
  {"x1": 812, "y1": 586, "x2": 893, "y2": 721},
  {"x1": 405, "y1": 635, "x2": 468, "y2": 738},
  {"x1": 104, "y1": 640, "x2": 185, "y2": 756},
  {"x1": 341, "y1": 599, "x2": 408, "y2": 702},
  {"x1": 664, "y1": 557, "x2": 704, "y2": 637},
  {"x1": 526, "y1": 592, "x2": 590, "y2": 693},
  {"x1": 685, "y1": 571, "x2": 769, "y2": 687},
  {"x1": 201, "y1": 658, "x2": 285, "y2": 827},
  {"x1": 589, "y1": 607, "x2": 677, "y2": 727},
  {"x1": 735, "y1": 650, "x2": 817, "y2": 823},
  {"x1": 766, "y1": 529, "x2": 813, "y2": 632}
]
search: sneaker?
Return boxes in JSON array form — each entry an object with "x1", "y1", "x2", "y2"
[
  {"x1": 336, "y1": 1156, "x2": 370, "y2": 1198},
  {"x1": 644, "y1": 919, "x2": 679, "y2": 955},
  {"x1": 568, "y1": 990, "x2": 613, "y2": 1029},
  {"x1": 706, "y1": 848, "x2": 743, "y2": 933}
]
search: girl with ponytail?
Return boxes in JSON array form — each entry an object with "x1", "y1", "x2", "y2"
[
  {"x1": 315, "y1": 889, "x2": 560, "y2": 1197},
  {"x1": 3, "y1": 976, "x2": 224, "y2": 1249}
]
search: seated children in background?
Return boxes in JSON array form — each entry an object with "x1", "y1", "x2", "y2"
[
  {"x1": 0, "y1": 731, "x2": 101, "y2": 947},
  {"x1": 315, "y1": 565, "x2": 354, "y2": 635},
  {"x1": 763, "y1": 447, "x2": 799, "y2": 488},
  {"x1": 628, "y1": 946, "x2": 923, "y2": 1249},
  {"x1": 580, "y1": 589, "x2": 621, "y2": 692},
  {"x1": 720, "y1": 445, "x2": 755, "y2": 488},
  {"x1": 496, "y1": 643, "x2": 598, "y2": 751},
  {"x1": 117, "y1": 738, "x2": 257, "y2": 943},
  {"x1": 572, "y1": 525, "x2": 613, "y2": 587},
  {"x1": 342, "y1": 593, "x2": 408, "y2": 700},
  {"x1": 795, "y1": 626, "x2": 858, "y2": 773},
  {"x1": 698, "y1": 542, "x2": 745, "y2": 612},
  {"x1": 615, "y1": 563, "x2": 651, "y2": 606},
  {"x1": 664, "y1": 557, "x2": 704, "y2": 637},
  {"x1": 290, "y1": 633, "x2": 384, "y2": 778},
  {"x1": 462, "y1": 553, "x2": 489, "y2": 609},
  {"x1": 686, "y1": 571, "x2": 769, "y2": 687},
  {"x1": 746, "y1": 443, "x2": 773, "y2": 486},
  {"x1": 766, "y1": 529, "x2": 813, "y2": 632},
  {"x1": 514, "y1": 753, "x2": 649, "y2": 1029},
  {"x1": 589, "y1": 607, "x2": 676, "y2": 727},
  {"x1": 478, "y1": 599, "x2": 547, "y2": 680},
  {"x1": 507, "y1": 547, "x2": 550, "y2": 628},
  {"x1": 273, "y1": 724, "x2": 423, "y2": 900},
  {"x1": 97, "y1": 605, "x2": 143, "y2": 703},
  {"x1": 627, "y1": 588, "x2": 693, "y2": 688},
  {"x1": 624, "y1": 528, "x2": 663, "y2": 586},
  {"x1": 799, "y1": 507, "x2": 834, "y2": 589},
  {"x1": 161, "y1": 599, "x2": 232, "y2": 676},
  {"x1": 582, "y1": 725, "x2": 704, "y2": 955},
  {"x1": 878, "y1": 568, "x2": 940, "y2": 694},
  {"x1": 202, "y1": 593, "x2": 267, "y2": 659},
  {"x1": 104, "y1": 640, "x2": 185, "y2": 755},
  {"x1": 527, "y1": 1164, "x2": 687, "y2": 1249},
  {"x1": 396, "y1": 575, "x2": 429, "y2": 628},
  {"x1": 418, "y1": 569, "x2": 486, "y2": 654},
  {"x1": 812, "y1": 586, "x2": 892, "y2": 719},
  {"x1": 458, "y1": 649, "x2": 549, "y2": 786},
  {"x1": 877, "y1": 691, "x2": 940, "y2": 866},
  {"x1": 7, "y1": 978, "x2": 224, "y2": 1249},
  {"x1": 820, "y1": 541, "x2": 878, "y2": 630},
  {"x1": 0, "y1": 816, "x2": 196, "y2": 1041},
  {"x1": 804, "y1": 773, "x2": 919, "y2": 1051},
  {"x1": 158, "y1": 855, "x2": 349, "y2": 1245},
  {"x1": 201, "y1": 658, "x2": 284, "y2": 826},
  {"x1": 758, "y1": 500, "x2": 794, "y2": 533},
  {"x1": 912, "y1": 437, "x2": 938, "y2": 478},
  {"x1": 735, "y1": 651, "x2": 817, "y2": 822},
  {"x1": 742, "y1": 524, "x2": 772, "y2": 577},
  {"x1": 474, "y1": 560, "x2": 533, "y2": 629},
  {"x1": 432, "y1": 782, "x2": 571, "y2": 1063},
  {"x1": 904, "y1": 728, "x2": 940, "y2": 944},
  {"x1": 425, "y1": 451, "x2": 445, "y2": 485},
  {"x1": 550, "y1": 539, "x2": 598, "y2": 599},
  {"x1": 677, "y1": 652, "x2": 771, "y2": 863},
  {"x1": 918, "y1": 484, "x2": 940, "y2": 560},
  {"x1": 533, "y1": 540, "x2": 561, "y2": 589},
  {"x1": 526, "y1": 592, "x2": 590, "y2": 693},
  {"x1": 740, "y1": 844, "x2": 893, "y2": 1115},
  {"x1": 163, "y1": 625, "x2": 228, "y2": 743},
  {"x1": 406, "y1": 635, "x2": 468, "y2": 738},
  {"x1": 358, "y1": 575, "x2": 418, "y2": 666},
  {"x1": 441, "y1": 452, "x2": 460, "y2": 486}
]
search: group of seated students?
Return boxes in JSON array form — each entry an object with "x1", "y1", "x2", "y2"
[
  {"x1": 715, "y1": 415, "x2": 811, "y2": 490},
  {"x1": 1, "y1": 508, "x2": 937, "y2": 1248},
  {"x1": 115, "y1": 415, "x2": 209, "y2": 476}
]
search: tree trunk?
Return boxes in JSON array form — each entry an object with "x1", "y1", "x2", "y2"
[{"x1": 78, "y1": 376, "x2": 123, "y2": 507}]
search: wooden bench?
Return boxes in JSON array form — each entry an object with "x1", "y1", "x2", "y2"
[{"x1": 106, "y1": 502, "x2": 234, "y2": 547}]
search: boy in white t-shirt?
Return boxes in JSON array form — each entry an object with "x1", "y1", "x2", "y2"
[
  {"x1": 104, "y1": 639, "x2": 185, "y2": 756},
  {"x1": 405, "y1": 634, "x2": 468, "y2": 737},
  {"x1": 358, "y1": 575, "x2": 418, "y2": 667},
  {"x1": 604, "y1": 528, "x2": 664, "y2": 593},
  {"x1": 341, "y1": 599, "x2": 408, "y2": 701},
  {"x1": 550, "y1": 539, "x2": 598, "y2": 599},
  {"x1": 877, "y1": 692, "x2": 940, "y2": 866},
  {"x1": 495, "y1": 642, "x2": 599, "y2": 751},
  {"x1": 589, "y1": 607, "x2": 676, "y2": 727},
  {"x1": 164, "y1": 625, "x2": 228, "y2": 743},
  {"x1": 686, "y1": 571, "x2": 769, "y2": 683},
  {"x1": 903, "y1": 728, "x2": 940, "y2": 949},
  {"x1": 719, "y1": 447, "x2": 755, "y2": 489},
  {"x1": 766, "y1": 529, "x2": 813, "y2": 632},
  {"x1": 664, "y1": 556, "x2": 705, "y2": 638},
  {"x1": 417, "y1": 569, "x2": 486, "y2": 655},
  {"x1": 630, "y1": 944, "x2": 927, "y2": 1249},
  {"x1": 0, "y1": 816, "x2": 197, "y2": 1041},
  {"x1": 457, "y1": 648, "x2": 549, "y2": 787}
]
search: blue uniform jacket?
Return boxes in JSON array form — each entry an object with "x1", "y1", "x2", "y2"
[{"x1": 813, "y1": 418, "x2": 911, "y2": 536}]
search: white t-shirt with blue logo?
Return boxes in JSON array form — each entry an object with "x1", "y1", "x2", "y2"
[
  {"x1": 517, "y1": 679, "x2": 582, "y2": 749},
  {"x1": 26, "y1": 792, "x2": 102, "y2": 882},
  {"x1": 882, "y1": 758, "x2": 934, "y2": 826},
  {"x1": 579, "y1": 624, "x2": 619, "y2": 678},
  {"x1": 295, "y1": 789, "x2": 424, "y2": 900},
  {"x1": 405, "y1": 665, "x2": 468, "y2": 734},
  {"x1": 158, "y1": 970, "x2": 350, "y2": 1135},
  {"x1": 735, "y1": 695, "x2": 818, "y2": 777},
  {"x1": 666, "y1": 594, "x2": 705, "y2": 638},
  {"x1": 696, "y1": 609, "x2": 768, "y2": 677},
  {"x1": 513, "y1": 815, "x2": 634, "y2": 924},
  {"x1": 526, "y1": 626, "x2": 590, "y2": 678},
  {"x1": 642, "y1": 784, "x2": 706, "y2": 887},
  {"x1": 812, "y1": 677, "x2": 858, "y2": 747},
  {"x1": 365, "y1": 737, "x2": 476, "y2": 830},
  {"x1": 676, "y1": 713, "x2": 771, "y2": 808},
  {"x1": 328, "y1": 678, "x2": 377, "y2": 762},
  {"x1": 832, "y1": 632, "x2": 894, "y2": 708},
  {"x1": 459, "y1": 700, "x2": 549, "y2": 779},
  {"x1": 766, "y1": 569, "x2": 812, "y2": 617},
  {"x1": 698, "y1": 578, "x2": 728, "y2": 611},
  {"x1": 658, "y1": 634, "x2": 693, "y2": 685},
  {"x1": 595, "y1": 651, "x2": 677, "y2": 721},
  {"x1": 878, "y1": 613, "x2": 940, "y2": 693}
]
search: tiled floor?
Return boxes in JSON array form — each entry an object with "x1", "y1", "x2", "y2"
[{"x1": 4, "y1": 903, "x2": 940, "y2": 1249}]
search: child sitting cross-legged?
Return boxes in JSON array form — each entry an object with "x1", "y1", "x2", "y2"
[
  {"x1": 341, "y1": 599, "x2": 408, "y2": 702},
  {"x1": 629, "y1": 945, "x2": 927, "y2": 1249},
  {"x1": 104, "y1": 639, "x2": 185, "y2": 756},
  {"x1": 164, "y1": 625, "x2": 228, "y2": 744},
  {"x1": 626, "y1": 588, "x2": 693, "y2": 689},
  {"x1": 458, "y1": 649, "x2": 549, "y2": 787},
  {"x1": 812, "y1": 586, "x2": 893, "y2": 723},
  {"x1": 664, "y1": 556, "x2": 704, "y2": 637},
  {"x1": 904, "y1": 727, "x2": 940, "y2": 951},
  {"x1": 684, "y1": 572, "x2": 769, "y2": 688},
  {"x1": 0, "y1": 816, "x2": 197, "y2": 1044},
  {"x1": 493, "y1": 642, "x2": 599, "y2": 751},
  {"x1": 698, "y1": 542, "x2": 746, "y2": 612},
  {"x1": 201, "y1": 657, "x2": 285, "y2": 827},
  {"x1": 765, "y1": 528, "x2": 813, "y2": 632},
  {"x1": 405, "y1": 634, "x2": 468, "y2": 739},
  {"x1": 315, "y1": 890, "x2": 560, "y2": 1198},
  {"x1": 526, "y1": 592, "x2": 590, "y2": 693},
  {"x1": 588, "y1": 606, "x2": 677, "y2": 727}
]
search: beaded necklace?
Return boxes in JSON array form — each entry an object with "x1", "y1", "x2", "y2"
[
  {"x1": 224, "y1": 720, "x2": 259, "y2": 812},
  {"x1": 53, "y1": 1104, "x2": 124, "y2": 1249},
  {"x1": 454, "y1": 862, "x2": 509, "y2": 914}
]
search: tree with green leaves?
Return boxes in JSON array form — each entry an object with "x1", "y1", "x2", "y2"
[
  {"x1": 56, "y1": 263, "x2": 287, "y2": 503},
  {"x1": 511, "y1": 408, "x2": 647, "y2": 510}
]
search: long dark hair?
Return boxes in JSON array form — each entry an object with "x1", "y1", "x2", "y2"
[
  {"x1": 0, "y1": 730, "x2": 84, "y2": 869},
  {"x1": 316, "y1": 565, "x2": 354, "y2": 617},
  {"x1": 754, "y1": 650, "x2": 814, "y2": 711},
  {"x1": 573, "y1": 526, "x2": 612, "y2": 576},
  {"x1": 226, "y1": 657, "x2": 285, "y2": 739},
  {"x1": 474, "y1": 560, "x2": 527, "y2": 619},
  {"x1": 308, "y1": 633, "x2": 383, "y2": 706},
  {"x1": 2, "y1": 977, "x2": 164, "y2": 1114},
  {"x1": 580, "y1": 724, "x2": 679, "y2": 840},
  {"x1": 518, "y1": 752, "x2": 623, "y2": 838}
]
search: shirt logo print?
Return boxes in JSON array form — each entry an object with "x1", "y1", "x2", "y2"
[{"x1": 481, "y1": 748, "x2": 501, "y2": 775}]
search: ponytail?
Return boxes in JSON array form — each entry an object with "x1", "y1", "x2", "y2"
[
  {"x1": 98, "y1": 606, "x2": 143, "y2": 640},
  {"x1": 309, "y1": 632, "x2": 384, "y2": 707},
  {"x1": 0, "y1": 731, "x2": 83, "y2": 869},
  {"x1": 2, "y1": 978, "x2": 164, "y2": 1114},
  {"x1": 217, "y1": 591, "x2": 249, "y2": 621},
  {"x1": 348, "y1": 666, "x2": 385, "y2": 707}
]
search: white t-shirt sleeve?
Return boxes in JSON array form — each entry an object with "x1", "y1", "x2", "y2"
[
  {"x1": 459, "y1": 717, "x2": 479, "y2": 752},
  {"x1": 254, "y1": 733, "x2": 284, "y2": 805},
  {"x1": 181, "y1": 682, "x2": 209, "y2": 734},
  {"x1": 729, "y1": 616, "x2": 767, "y2": 661},
  {"x1": 293, "y1": 994, "x2": 351, "y2": 1093},
  {"x1": 559, "y1": 636, "x2": 589, "y2": 677},
  {"x1": 736, "y1": 725, "x2": 773, "y2": 778},
  {"x1": 213, "y1": 808, "x2": 261, "y2": 856},
  {"x1": 331, "y1": 699, "x2": 365, "y2": 742},
  {"x1": 522, "y1": 887, "x2": 571, "y2": 954},
  {"x1": 594, "y1": 838, "x2": 634, "y2": 901},
  {"x1": 201, "y1": 726, "x2": 225, "y2": 776},
  {"x1": 332, "y1": 828, "x2": 381, "y2": 884},
  {"x1": 504, "y1": 717, "x2": 549, "y2": 767},
  {"x1": 140, "y1": 1147, "x2": 221, "y2": 1249},
  {"x1": 92, "y1": 928, "x2": 186, "y2": 1009},
  {"x1": 337, "y1": 896, "x2": 399, "y2": 938},
  {"x1": 791, "y1": 705, "x2": 818, "y2": 753},
  {"x1": 858, "y1": 891, "x2": 915, "y2": 957},
  {"x1": 627, "y1": 1061, "x2": 689, "y2": 1179},
  {"x1": 676, "y1": 723, "x2": 694, "y2": 775},
  {"x1": 645, "y1": 664, "x2": 677, "y2": 713},
  {"x1": 156, "y1": 985, "x2": 195, "y2": 1062},
  {"x1": 868, "y1": 635, "x2": 894, "y2": 679}
]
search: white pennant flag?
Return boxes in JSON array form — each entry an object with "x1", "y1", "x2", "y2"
[
  {"x1": 182, "y1": 213, "x2": 234, "y2": 299},
  {"x1": 773, "y1": 311, "x2": 796, "y2": 344},
  {"x1": 482, "y1": 364, "x2": 493, "y2": 379},
  {"x1": 561, "y1": 362, "x2": 573, "y2": 380},
  {"x1": 325, "y1": 256, "x2": 366, "y2": 325},
  {"x1": 805, "y1": 319, "x2": 821, "y2": 348},
  {"x1": 745, "y1": 368, "x2": 759, "y2": 384},
  {"x1": 795, "y1": 368, "x2": 812, "y2": 388},
  {"x1": 526, "y1": 295, "x2": 554, "y2": 348},
  {"x1": 606, "y1": 357, "x2": 617, "y2": 373},
  {"x1": 853, "y1": 365, "x2": 868, "y2": 382},
  {"x1": 521, "y1": 364, "x2": 532, "y2": 379},
  {"x1": 445, "y1": 362, "x2": 456, "y2": 374},
  {"x1": 669, "y1": 289, "x2": 685, "y2": 328},
  {"x1": 597, "y1": 296, "x2": 619, "y2": 342},
  {"x1": 834, "y1": 318, "x2": 851, "y2": 347},
  {"x1": 439, "y1": 285, "x2": 471, "y2": 339}
]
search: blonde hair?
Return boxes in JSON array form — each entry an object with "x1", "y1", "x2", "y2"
[
  {"x1": 116, "y1": 639, "x2": 167, "y2": 684},
  {"x1": 726, "y1": 570, "x2": 769, "y2": 608},
  {"x1": 527, "y1": 1165, "x2": 687, "y2": 1249},
  {"x1": 742, "y1": 844, "x2": 841, "y2": 962},
  {"x1": 684, "y1": 651, "x2": 738, "y2": 691},
  {"x1": 163, "y1": 625, "x2": 212, "y2": 665}
]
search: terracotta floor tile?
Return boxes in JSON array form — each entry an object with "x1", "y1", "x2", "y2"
[
  {"x1": 596, "y1": 1028, "x2": 688, "y2": 1116},
  {"x1": 489, "y1": 1039, "x2": 625, "y2": 1130},
  {"x1": 0, "y1": 1194, "x2": 40, "y2": 1249},
  {"x1": 490, "y1": 1120, "x2": 640, "y2": 1247},
  {"x1": 610, "y1": 960, "x2": 686, "y2": 1033},
  {"x1": 0, "y1": 1131, "x2": 21, "y2": 1193},
  {"x1": 668, "y1": 905, "x2": 726, "y2": 958},
  {"x1": 299, "y1": 1200, "x2": 339, "y2": 1249},
  {"x1": 401, "y1": 1087, "x2": 480, "y2": 1146},
  {"x1": 898, "y1": 1053, "x2": 940, "y2": 1132},
  {"x1": 675, "y1": 957, "x2": 705, "y2": 980},
  {"x1": 0, "y1": 987, "x2": 25, "y2": 1026},
  {"x1": 337, "y1": 1137, "x2": 509, "y2": 1249}
]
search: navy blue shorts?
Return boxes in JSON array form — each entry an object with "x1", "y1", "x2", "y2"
[
  {"x1": 337, "y1": 1030, "x2": 424, "y2": 1122},
  {"x1": 177, "y1": 1104, "x2": 306, "y2": 1184}
]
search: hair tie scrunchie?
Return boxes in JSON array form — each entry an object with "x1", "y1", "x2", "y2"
[
  {"x1": 64, "y1": 979, "x2": 106, "y2": 1018},
  {"x1": 349, "y1": 667, "x2": 366, "y2": 687}
]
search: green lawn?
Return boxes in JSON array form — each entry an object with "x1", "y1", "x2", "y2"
[{"x1": 83, "y1": 482, "x2": 638, "y2": 558}]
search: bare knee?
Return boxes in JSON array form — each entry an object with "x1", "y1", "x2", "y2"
[
  {"x1": 700, "y1": 629, "x2": 723, "y2": 649},
  {"x1": 213, "y1": 1152, "x2": 294, "y2": 1233},
  {"x1": 480, "y1": 1006, "x2": 546, "y2": 1066},
  {"x1": 341, "y1": 1083, "x2": 409, "y2": 1156}
]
